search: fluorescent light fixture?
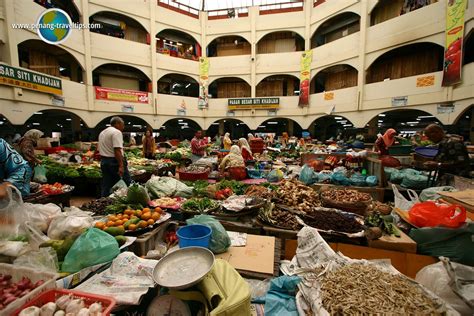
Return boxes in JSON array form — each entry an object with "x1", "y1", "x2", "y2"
[
  {"x1": 0, "y1": 122, "x2": 3, "y2": 125},
  {"x1": 340, "y1": 120, "x2": 347, "y2": 124},
  {"x1": 178, "y1": 119, "x2": 183, "y2": 122},
  {"x1": 335, "y1": 117, "x2": 343, "y2": 120},
  {"x1": 407, "y1": 121, "x2": 419, "y2": 124},
  {"x1": 106, "y1": 124, "x2": 111, "y2": 127},
  {"x1": 32, "y1": 123, "x2": 40, "y2": 126},
  {"x1": 343, "y1": 124, "x2": 352, "y2": 127},
  {"x1": 177, "y1": 42, "x2": 182, "y2": 46},
  {"x1": 418, "y1": 115, "x2": 435, "y2": 119},
  {"x1": 211, "y1": 123, "x2": 219, "y2": 125},
  {"x1": 66, "y1": 118, "x2": 71, "y2": 121},
  {"x1": 378, "y1": 120, "x2": 383, "y2": 123},
  {"x1": 257, "y1": 125, "x2": 265, "y2": 128},
  {"x1": 34, "y1": 112, "x2": 43, "y2": 115},
  {"x1": 132, "y1": 125, "x2": 142, "y2": 128},
  {"x1": 59, "y1": 67, "x2": 66, "y2": 71},
  {"x1": 185, "y1": 83, "x2": 191, "y2": 88},
  {"x1": 267, "y1": 122, "x2": 278, "y2": 125},
  {"x1": 80, "y1": 124, "x2": 83, "y2": 126},
  {"x1": 416, "y1": 118, "x2": 421, "y2": 121},
  {"x1": 378, "y1": 114, "x2": 386, "y2": 117}
]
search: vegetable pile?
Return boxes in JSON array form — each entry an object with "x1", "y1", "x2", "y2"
[
  {"x1": 276, "y1": 179, "x2": 321, "y2": 214},
  {"x1": 181, "y1": 198, "x2": 219, "y2": 214},
  {"x1": 19, "y1": 293, "x2": 104, "y2": 316},
  {"x1": 40, "y1": 183, "x2": 65, "y2": 195},
  {"x1": 365, "y1": 211, "x2": 401, "y2": 239},
  {"x1": 0, "y1": 275, "x2": 44, "y2": 310},
  {"x1": 318, "y1": 264, "x2": 441, "y2": 315},
  {"x1": 245, "y1": 185, "x2": 274, "y2": 200},
  {"x1": 321, "y1": 189, "x2": 371, "y2": 203},
  {"x1": 181, "y1": 165, "x2": 208, "y2": 174},
  {"x1": 80, "y1": 197, "x2": 115, "y2": 216}
]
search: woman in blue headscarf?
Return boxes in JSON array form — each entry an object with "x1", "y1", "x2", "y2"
[{"x1": 0, "y1": 138, "x2": 32, "y2": 199}]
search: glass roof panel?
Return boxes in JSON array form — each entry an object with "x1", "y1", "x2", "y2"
[{"x1": 172, "y1": 0, "x2": 300, "y2": 11}]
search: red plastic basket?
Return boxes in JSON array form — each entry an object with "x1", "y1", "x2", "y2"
[
  {"x1": 14, "y1": 289, "x2": 116, "y2": 315},
  {"x1": 177, "y1": 169, "x2": 209, "y2": 181}
]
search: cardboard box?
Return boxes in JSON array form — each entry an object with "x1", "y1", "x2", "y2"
[{"x1": 368, "y1": 230, "x2": 417, "y2": 253}]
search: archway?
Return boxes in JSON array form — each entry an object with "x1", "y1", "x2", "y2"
[
  {"x1": 95, "y1": 115, "x2": 153, "y2": 145},
  {"x1": 159, "y1": 118, "x2": 202, "y2": 141},
  {"x1": 93, "y1": 63, "x2": 151, "y2": 92},
  {"x1": 256, "y1": 118, "x2": 303, "y2": 138},
  {"x1": 309, "y1": 115, "x2": 355, "y2": 141},
  {"x1": 311, "y1": 12, "x2": 360, "y2": 48},
  {"x1": 370, "y1": 0, "x2": 437, "y2": 26},
  {"x1": 17, "y1": 39, "x2": 84, "y2": 83},
  {"x1": 256, "y1": 75, "x2": 300, "y2": 97},
  {"x1": 364, "y1": 109, "x2": 443, "y2": 142},
  {"x1": 158, "y1": 74, "x2": 199, "y2": 97},
  {"x1": 311, "y1": 64, "x2": 358, "y2": 93},
  {"x1": 24, "y1": 110, "x2": 88, "y2": 143},
  {"x1": 156, "y1": 29, "x2": 200, "y2": 60},
  {"x1": 366, "y1": 42, "x2": 444, "y2": 83},
  {"x1": 33, "y1": 0, "x2": 81, "y2": 23},
  {"x1": 463, "y1": 29, "x2": 474, "y2": 65},
  {"x1": 89, "y1": 11, "x2": 148, "y2": 43},
  {"x1": 257, "y1": 31, "x2": 305, "y2": 54},
  {"x1": 207, "y1": 35, "x2": 251, "y2": 57},
  {"x1": 453, "y1": 105, "x2": 473, "y2": 143},
  {"x1": 206, "y1": 119, "x2": 251, "y2": 140},
  {"x1": 209, "y1": 77, "x2": 251, "y2": 98}
]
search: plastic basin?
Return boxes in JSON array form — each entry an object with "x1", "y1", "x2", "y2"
[
  {"x1": 415, "y1": 147, "x2": 439, "y2": 158},
  {"x1": 177, "y1": 224, "x2": 212, "y2": 249}
]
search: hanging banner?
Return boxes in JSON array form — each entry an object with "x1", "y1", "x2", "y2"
[
  {"x1": 442, "y1": 0, "x2": 467, "y2": 86},
  {"x1": 95, "y1": 87, "x2": 149, "y2": 103},
  {"x1": 298, "y1": 50, "x2": 312, "y2": 107},
  {"x1": 0, "y1": 63, "x2": 62, "y2": 95},
  {"x1": 198, "y1": 57, "x2": 209, "y2": 109}
]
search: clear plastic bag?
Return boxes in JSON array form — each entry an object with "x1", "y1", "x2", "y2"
[
  {"x1": 33, "y1": 165, "x2": 47, "y2": 183},
  {"x1": 392, "y1": 184, "x2": 419, "y2": 210},
  {"x1": 47, "y1": 212, "x2": 93, "y2": 240},
  {"x1": 13, "y1": 247, "x2": 59, "y2": 273},
  {"x1": 23, "y1": 203, "x2": 61, "y2": 232},
  {"x1": 187, "y1": 215, "x2": 231, "y2": 254},
  {"x1": 0, "y1": 186, "x2": 27, "y2": 240}
]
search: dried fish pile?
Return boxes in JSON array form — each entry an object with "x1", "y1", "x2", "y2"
[
  {"x1": 303, "y1": 208, "x2": 364, "y2": 234},
  {"x1": 81, "y1": 197, "x2": 114, "y2": 215},
  {"x1": 276, "y1": 179, "x2": 321, "y2": 214},
  {"x1": 245, "y1": 185, "x2": 274, "y2": 200},
  {"x1": 321, "y1": 189, "x2": 371, "y2": 203},
  {"x1": 258, "y1": 203, "x2": 301, "y2": 230},
  {"x1": 319, "y1": 264, "x2": 441, "y2": 315}
]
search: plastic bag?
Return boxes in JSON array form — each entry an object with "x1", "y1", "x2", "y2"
[
  {"x1": 316, "y1": 172, "x2": 332, "y2": 183},
  {"x1": 127, "y1": 183, "x2": 150, "y2": 205},
  {"x1": 349, "y1": 173, "x2": 366, "y2": 187},
  {"x1": 33, "y1": 165, "x2": 47, "y2": 183},
  {"x1": 420, "y1": 186, "x2": 457, "y2": 202},
  {"x1": 409, "y1": 201, "x2": 466, "y2": 228},
  {"x1": 111, "y1": 179, "x2": 128, "y2": 193},
  {"x1": 415, "y1": 258, "x2": 473, "y2": 315},
  {"x1": 187, "y1": 215, "x2": 230, "y2": 254},
  {"x1": 299, "y1": 165, "x2": 318, "y2": 185},
  {"x1": 0, "y1": 186, "x2": 27, "y2": 240},
  {"x1": 389, "y1": 169, "x2": 404, "y2": 184},
  {"x1": 392, "y1": 184, "x2": 419, "y2": 210},
  {"x1": 146, "y1": 176, "x2": 193, "y2": 198},
  {"x1": 401, "y1": 173, "x2": 429, "y2": 190},
  {"x1": 267, "y1": 169, "x2": 284, "y2": 183},
  {"x1": 0, "y1": 241, "x2": 30, "y2": 257},
  {"x1": 366, "y1": 175, "x2": 378, "y2": 187},
  {"x1": 331, "y1": 172, "x2": 350, "y2": 186},
  {"x1": 383, "y1": 167, "x2": 397, "y2": 180},
  {"x1": 47, "y1": 212, "x2": 93, "y2": 240},
  {"x1": 13, "y1": 247, "x2": 59, "y2": 273},
  {"x1": 23, "y1": 203, "x2": 61, "y2": 232},
  {"x1": 409, "y1": 223, "x2": 474, "y2": 266},
  {"x1": 245, "y1": 278, "x2": 272, "y2": 300},
  {"x1": 264, "y1": 276, "x2": 301, "y2": 316},
  {"x1": 62, "y1": 228, "x2": 120, "y2": 273}
]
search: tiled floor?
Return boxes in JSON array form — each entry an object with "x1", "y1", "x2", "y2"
[{"x1": 70, "y1": 196, "x2": 95, "y2": 207}]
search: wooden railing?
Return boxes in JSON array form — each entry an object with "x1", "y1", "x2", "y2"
[
  {"x1": 259, "y1": 0, "x2": 304, "y2": 15},
  {"x1": 157, "y1": 0, "x2": 199, "y2": 18}
]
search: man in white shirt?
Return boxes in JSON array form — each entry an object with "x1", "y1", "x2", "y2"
[{"x1": 98, "y1": 116, "x2": 131, "y2": 196}]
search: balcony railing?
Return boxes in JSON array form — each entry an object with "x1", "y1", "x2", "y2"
[
  {"x1": 208, "y1": 7, "x2": 249, "y2": 20},
  {"x1": 259, "y1": 0, "x2": 304, "y2": 15},
  {"x1": 157, "y1": 0, "x2": 199, "y2": 18}
]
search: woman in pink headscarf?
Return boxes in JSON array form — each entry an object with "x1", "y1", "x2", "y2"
[{"x1": 375, "y1": 128, "x2": 397, "y2": 155}]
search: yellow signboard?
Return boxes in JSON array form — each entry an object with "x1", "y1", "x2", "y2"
[{"x1": 0, "y1": 63, "x2": 62, "y2": 95}]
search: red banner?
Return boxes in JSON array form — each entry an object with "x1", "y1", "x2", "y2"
[{"x1": 94, "y1": 87, "x2": 149, "y2": 104}]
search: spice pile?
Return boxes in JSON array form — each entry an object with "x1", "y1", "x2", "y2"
[
  {"x1": 321, "y1": 189, "x2": 371, "y2": 203},
  {"x1": 245, "y1": 185, "x2": 274, "y2": 200},
  {"x1": 302, "y1": 208, "x2": 364, "y2": 234},
  {"x1": 276, "y1": 179, "x2": 321, "y2": 214},
  {"x1": 319, "y1": 264, "x2": 441, "y2": 315},
  {"x1": 258, "y1": 203, "x2": 301, "y2": 230}
]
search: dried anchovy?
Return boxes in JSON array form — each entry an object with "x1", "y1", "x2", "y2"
[
  {"x1": 276, "y1": 179, "x2": 321, "y2": 214},
  {"x1": 319, "y1": 264, "x2": 442, "y2": 315}
]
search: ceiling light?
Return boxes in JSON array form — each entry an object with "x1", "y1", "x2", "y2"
[
  {"x1": 335, "y1": 117, "x2": 343, "y2": 120},
  {"x1": 177, "y1": 42, "x2": 182, "y2": 46},
  {"x1": 0, "y1": 122, "x2": 3, "y2": 125},
  {"x1": 267, "y1": 122, "x2": 278, "y2": 125},
  {"x1": 378, "y1": 114, "x2": 386, "y2": 117},
  {"x1": 178, "y1": 119, "x2": 183, "y2": 122},
  {"x1": 59, "y1": 67, "x2": 66, "y2": 71},
  {"x1": 34, "y1": 112, "x2": 43, "y2": 115},
  {"x1": 257, "y1": 125, "x2": 265, "y2": 128},
  {"x1": 407, "y1": 121, "x2": 419, "y2": 124},
  {"x1": 378, "y1": 120, "x2": 383, "y2": 123},
  {"x1": 185, "y1": 83, "x2": 191, "y2": 88},
  {"x1": 106, "y1": 124, "x2": 111, "y2": 127},
  {"x1": 66, "y1": 118, "x2": 71, "y2": 121},
  {"x1": 211, "y1": 123, "x2": 219, "y2": 125},
  {"x1": 132, "y1": 125, "x2": 142, "y2": 128},
  {"x1": 32, "y1": 123, "x2": 40, "y2": 126},
  {"x1": 418, "y1": 115, "x2": 435, "y2": 119},
  {"x1": 343, "y1": 124, "x2": 352, "y2": 127}
]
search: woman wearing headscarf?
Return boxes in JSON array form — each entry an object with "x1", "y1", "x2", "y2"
[
  {"x1": 219, "y1": 145, "x2": 245, "y2": 172},
  {"x1": 375, "y1": 128, "x2": 397, "y2": 156},
  {"x1": 142, "y1": 128, "x2": 156, "y2": 159},
  {"x1": 247, "y1": 133, "x2": 254, "y2": 142},
  {"x1": 16, "y1": 129, "x2": 43, "y2": 168},
  {"x1": 281, "y1": 132, "x2": 289, "y2": 148},
  {"x1": 223, "y1": 132, "x2": 232, "y2": 150},
  {"x1": 238, "y1": 138, "x2": 253, "y2": 161}
]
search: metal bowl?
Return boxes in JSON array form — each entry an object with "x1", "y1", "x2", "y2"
[{"x1": 152, "y1": 247, "x2": 215, "y2": 290}]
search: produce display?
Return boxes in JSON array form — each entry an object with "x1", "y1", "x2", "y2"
[
  {"x1": 40, "y1": 183, "x2": 70, "y2": 195},
  {"x1": 95, "y1": 207, "x2": 165, "y2": 233},
  {"x1": 301, "y1": 207, "x2": 365, "y2": 234},
  {"x1": 181, "y1": 165, "x2": 209, "y2": 173},
  {"x1": 80, "y1": 197, "x2": 115, "y2": 216},
  {"x1": 18, "y1": 293, "x2": 104, "y2": 316},
  {"x1": 365, "y1": 212, "x2": 401, "y2": 239},
  {"x1": 181, "y1": 198, "x2": 220, "y2": 214},
  {"x1": 258, "y1": 203, "x2": 301, "y2": 230},
  {"x1": 275, "y1": 179, "x2": 321, "y2": 214},
  {"x1": 217, "y1": 180, "x2": 248, "y2": 196},
  {"x1": 150, "y1": 197, "x2": 183, "y2": 209},
  {"x1": 0, "y1": 275, "x2": 44, "y2": 311},
  {"x1": 320, "y1": 188, "x2": 372, "y2": 215},
  {"x1": 319, "y1": 264, "x2": 441, "y2": 315},
  {"x1": 245, "y1": 185, "x2": 274, "y2": 200},
  {"x1": 221, "y1": 196, "x2": 264, "y2": 212}
]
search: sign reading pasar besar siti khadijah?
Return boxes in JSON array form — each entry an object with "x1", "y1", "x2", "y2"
[
  {"x1": 0, "y1": 63, "x2": 62, "y2": 95},
  {"x1": 228, "y1": 97, "x2": 279, "y2": 110}
]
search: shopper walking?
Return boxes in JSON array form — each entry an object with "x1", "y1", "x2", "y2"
[
  {"x1": 191, "y1": 130, "x2": 208, "y2": 163},
  {"x1": 142, "y1": 128, "x2": 156, "y2": 159},
  {"x1": 98, "y1": 117, "x2": 131, "y2": 197}
]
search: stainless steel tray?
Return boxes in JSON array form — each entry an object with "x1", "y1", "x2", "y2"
[{"x1": 152, "y1": 247, "x2": 215, "y2": 290}]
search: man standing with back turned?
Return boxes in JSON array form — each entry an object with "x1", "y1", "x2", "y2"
[{"x1": 98, "y1": 117, "x2": 131, "y2": 196}]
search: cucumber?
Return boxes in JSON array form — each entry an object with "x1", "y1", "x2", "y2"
[
  {"x1": 123, "y1": 218, "x2": 140, "y2": 229},
  {"x1": 115, "y1": 235, "x2": 127, "y2": 246},
  {"x1": 105, "y1": 226, "x2": 125, "y2": 236}
]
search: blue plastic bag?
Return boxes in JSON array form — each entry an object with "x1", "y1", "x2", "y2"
[
  {"x1": 331, "y1": 172, "x2": 350, "y2": 186},
  {"x1": 263, "y1": 276, "x2": 301, "y2": 316},
  {"x1": 366, "y1": 176, "x2": 378, "y2": 187},
  {"x1": 267, "y1": 169, "x2": 284, "y2": 183},
  {"x1": 350, "y1": 173, "x2": 366, "y2": 187},
  {"x1": 300, "y1": 164, "x2": 318, "y2": 185}
]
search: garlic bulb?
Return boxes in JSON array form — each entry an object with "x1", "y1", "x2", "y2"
[
  {"x1": 65, "y1": 299, "x2": 84, "y2": 314},
  {"x1": 19, "y1": 306, "x2": 41, "y2": 316},
  {"x1": 76, "y1": 308, "x2": 90, "y2": 316},
  {"x1": 39, "y1": 302, "x2": 57, "y2": 316},
  {"x1": 53, "y1": 311, "x2": 65, "y2": 316},
  {"x1": 56, "y1": 295, "x2": 72, "y2": 310},
  {"x1": 88, "y1": 302, "x2": 102, "y2": 314}
]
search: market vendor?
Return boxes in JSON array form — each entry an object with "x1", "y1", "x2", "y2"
[
  {"x1": 191, "y1": 130, "x2": 209, "y2": 163},
  {"x1": 247, "y1": 133, "x2": 254, "y2": 142},
  {"x1": 219, "y1": 145, "x2": 245, "y2": 172},
  {"x1": 422, "y1": 124, "x2": 471, "y2": 177},
  {"x1": 98, "y1": 117, "x2": 131, "y2": 197},
  {"x1": 238, "y1": 138, "x2": 253, "y2": 161},
  {"x1": 0, "y1": 138, "x2": 32, "y2": 199},
  {"x1": 281, "y1": 132, "x2": 289, "y2": 148},
  {"x1": 374, "y1": 128, "x2": 397, "y2": 155},
  {"x1": 142, "y1": 128, "x2": 156, "y2": 159},
  {"x1": 15, "y1": 129, "x2": 43, "y2": 168},
  {"x1": 223, "y1": 132, "x2": 232, "y2": 150}
]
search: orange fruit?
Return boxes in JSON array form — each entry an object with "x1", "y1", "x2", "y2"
[
  {"x1": 147, "y1": 219, "x2": 155, "y2": 226},
  {"x1": 138, "y1": 220, "x2": 148, "y2": 229},
  {"x1": 151, "y1": 213, "x2": 161, "y2": 221},
  {"x1": 143, "y1": 208, "x2": 151, "y2": 213},
  {"x1": 154, "y1": 207, "x2": 162, "y2": 213},
  {"x1": 116, "y1": 214, "x2": 123, "y2": 220},
  {"x1": 117, "y1": 225, "x2": 125, "y2": 231},
  {"x1": 108, "y1": 215, "x2": 118, "y2": 222},
  {"x1": 114, "y1": 220, "x2": 123, "y2": 226},
  {"x1": 122, "y1": 214, "x2": 130, "y2": 220},
  {"x1": 95, "y1": 222, "x2": 105, "y2": 229},
  {"x1": 131, "y1": 215, "x2": 138, "y2": 219},
  {"x1": 135, "y1": 210, "x2": 142, "y2": 217},
  {"x1": 106, "y1": 221, "x2": 115, "y2": 227},
  {"x1": 128, "y1": 224, "x2": 137, "y2": 231},
  {"x1": 141, "y1": 213, "x2": 151, "y2": 221},
  {"x1": 124, "y1": 210, "x2": 134, "y2": 216}
]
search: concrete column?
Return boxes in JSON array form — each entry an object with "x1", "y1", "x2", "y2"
[
  {"x1": 150, "y1": 0, "x2": 158, "y2": 115},
  {"x1": 81, "y1": 0, "x2": 94, "y2": 111},
  {"x1": 367, "y1": 117, "x2": 377, "y2": 138},
  {"x1": 470, "y1": 107, "x2": 474, "y2": 143},
  {"x1": 288, "y1": 120, "x2": 294, "y2": 136},
  {"x1": 3, "y1": 1, "x2": 19, "y2": 66},
  {"x1": 218, "y1": 121, "x2": 225, "y2": 135},
  {"x1": 200, "y1": 11, "x2": 208, "y2": 118},
  {"x1": 71, "y1": 116, "x2": 82, "y2": 141},
  {"x1": 356, "y1": 0, "x2": 368, "y2": 111},
  {"x1": 250, "y1": 7, "x2": 257, "y2": 98},
  {"x1": 304, "y1": 0, "x2": 312, "y2": 51}
]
